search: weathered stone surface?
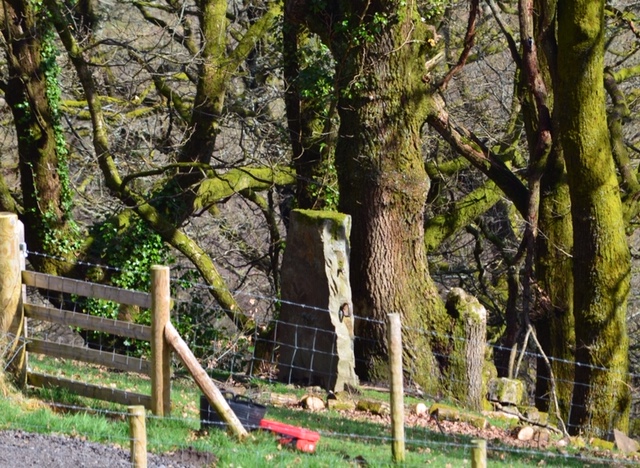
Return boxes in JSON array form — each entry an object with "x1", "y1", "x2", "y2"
[
  {"x1": 276, "y1": 210, "x2": 358, "y2": 391},
  {"x1": 521, "y1": 406, "x2": 548, "y2": 425},
  {"x1": 487, "y1": 377, "x2": 525, "y2": 406},
  {"x1": 614, "y1": 429, "x2": 640, "y2": 454}
]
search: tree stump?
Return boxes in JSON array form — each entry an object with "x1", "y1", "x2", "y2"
[{"x1": 445, "y1": 288, "x2": 487, "y2": 411}]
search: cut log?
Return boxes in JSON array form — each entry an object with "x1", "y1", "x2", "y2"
[
  {"x1": 327, "y1": 399, "x2": 356, "y2": 411},
  {"x1": 429, "y1": 403, "x2": 488, "y2": 430},
  {"x1": 268, "y1": 393, "x2": 299, "y2": 407},
  {"x1": 414, "y1": 402, "x2": 428, "y2": 416},
  {"x1": 301, "y1": 395, "x2": 325, "y2": 410},
  {"x1": 356, "y1": 399, "x2": 390, "y2": 416}
]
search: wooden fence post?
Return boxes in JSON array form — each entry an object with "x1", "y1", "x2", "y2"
[
  {"x1": 471, "y1": 438, "x2": 487, "y2": 468},
  {"x1": 388, "y1": 313, "x2": 405, "y2": 463},
  {"x1": 0, "y1": 212, "x2": 25, "y2": 386},
  {"x1": 128, "y1": 405, "x2": 147, "y2": 468},
  {"x1": 164, "y1": 322, "x2": 249, "y2": 440},
  {"x1": 151, "y1": 265, "x2": 171, "y2": 416}
]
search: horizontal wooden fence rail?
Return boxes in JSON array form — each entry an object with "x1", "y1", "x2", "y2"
[
  {"x1": 0, "y1": 216, "x2": 174, "y2": 415},
  {"x1": 27, "y1": 372, "x2": 152, "y2": 408},
  {"x1": 22, "y1": 271, "x2": 152, "y2": 309},
  {"x1": 0, "y1": 223, "x2": 238, "y2": 427},
  {"x1": 24, "y1": 304, "x2": 152, "y2": 341},
  {"x1": 26, "y1": 339, "x2": 151, "y2": 374}
]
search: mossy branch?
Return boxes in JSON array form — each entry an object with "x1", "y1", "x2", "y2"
[
  {"x1": 605, "y1": 68, "x2": 640, "y2": 223},
  {"x1": 0, "y1": 172, "x2": 20, "y2": 213},
  {"x1": 195, "y1": 166, "x2": 296, "y2": 211},
  {"x1": 427, "y1": 95, "x2": 529, "y2": 216},
  {"x1": 425, "y1": 157, "x2": 470, "y2": 178},
  {"x1": 46, "y1": 0, "x2": 250, "y2": 328},
  {"x1": 424, "y1": 179, "x2": 502, "y2": 252},
  {"x1": 125, "y1": 49, "x2": 192, "y2": 121},
  {"x1": 225, "y1": 3, "x2": 282, "y2": 76},
  {"x1": 133, "y1": 1, "x2": 198, "y2": 55}
]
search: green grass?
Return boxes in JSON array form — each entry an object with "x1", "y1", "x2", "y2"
[{"x1": 0, "y1": 355, "x2": 624, "y2": 467}]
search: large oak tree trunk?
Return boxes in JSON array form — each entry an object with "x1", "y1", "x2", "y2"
[
  {"x1": 285, "y1": 1, "x2": 452, "y2": 390},
  {"x1": 557, "y1": 0, "x2": 630, "y2": 437}
]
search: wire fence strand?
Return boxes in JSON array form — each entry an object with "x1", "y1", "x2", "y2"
[{"x1": 3, "y1": 249, "x2": 640, "y2": 465}]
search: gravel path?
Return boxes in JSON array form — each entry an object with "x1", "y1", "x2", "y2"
[{"x1": 0, "y1": 430, "x2": 216, "y2": 467}]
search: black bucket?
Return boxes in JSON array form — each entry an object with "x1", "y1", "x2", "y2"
[{"x1": 200, "y1": 392, "x2": 267, "y2": 431}]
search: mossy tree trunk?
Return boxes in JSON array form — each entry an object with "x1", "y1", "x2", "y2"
[
  {"x1": 282, "y1": 20, "x2": 338, "y2": 211},
  {"x1": 517, "y1": 0, "x2": 576, "y2": 418},
  {"x1": 557, "y1": 0, "x2": 630, "y2": 436},
  {"x1": 535, "y1": 148, "x2": 575, "y2": 418},
  {"x1": 0, "y1": 0, "x2": 78, "y2": 275},
  {"x1": 335, "y1": 9, "x2": 451, "y2": 389},
  {"x1": 285, "y1": 0, "x2": 452, "y2": 390}
]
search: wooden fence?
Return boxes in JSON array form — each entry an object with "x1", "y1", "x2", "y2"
[
  {"x1": 0, "y1": 213, "x2": 248, "y2": 439},
  {"x1": 22, "y1": 266, "x2": 171, "y2": 416}
]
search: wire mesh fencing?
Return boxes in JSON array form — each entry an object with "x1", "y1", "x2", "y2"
[{"x1": 2, "y1": 251, "x2": 640, "y2": 465}]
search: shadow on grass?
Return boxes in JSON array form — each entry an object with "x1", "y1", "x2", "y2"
[{"x1": 261, "y1": 406, "x2": 621, "y2": 467}]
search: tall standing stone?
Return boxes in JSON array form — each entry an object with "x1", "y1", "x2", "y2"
[{"x1": 277, "y1": 209, "x2": 358, "y2": 391}]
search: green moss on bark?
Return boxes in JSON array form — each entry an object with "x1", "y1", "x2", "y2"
[{"x1": 558, "y1": 0, "x2": 630, "y2": 437}]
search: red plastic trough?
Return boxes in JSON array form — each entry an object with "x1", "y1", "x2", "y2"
[{"x1": 259, "y1": 418, "x2": 321, "y2": 453}]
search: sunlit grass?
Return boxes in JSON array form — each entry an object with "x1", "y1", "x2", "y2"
[{"x1": 0, "y1": 356, "x2": 617, "y2": 467}]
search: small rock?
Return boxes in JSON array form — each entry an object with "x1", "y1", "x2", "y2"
[
  {"x1": 301, "y1": 395, "x2": 325, "y2": 411},
  {"x1": 522, "y1": 406, "x2": 540, "y2": 422},
  {"x1": 487, "y1": 378, "x2": 525, "y2": 406},
  {"x1": 500, "y1": 405, "x2": 520, "y2": 416},
  {"x1": 614, "y1": 429, "x2": 640, "y2": 454},
  {"x1": 414, "y1": 402, "x2": 428, "y2": 416},
  {"x1": 516, "y1": 426, "x2": 535, "y2": 441}
]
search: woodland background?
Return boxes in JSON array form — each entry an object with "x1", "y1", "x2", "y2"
[{"x1": 0, "y1": 0, "x2": 639, "y2": 440}]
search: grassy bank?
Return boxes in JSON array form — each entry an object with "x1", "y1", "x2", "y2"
[{"x1": 0, "y1": 356, "x2": 621, "y2": 467}]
